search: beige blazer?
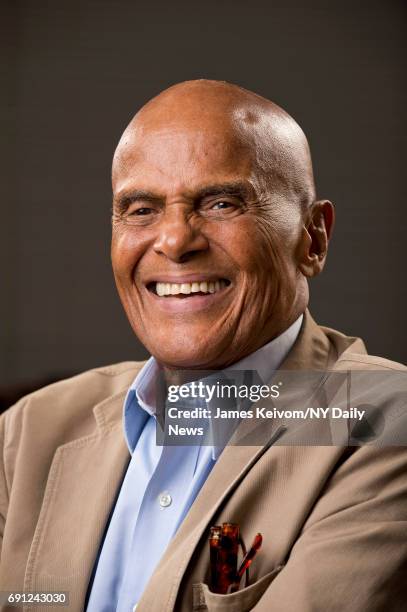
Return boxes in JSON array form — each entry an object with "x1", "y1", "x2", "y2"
[{"x1": 0, "y1": 312, "x2": 406, "y2": 612}]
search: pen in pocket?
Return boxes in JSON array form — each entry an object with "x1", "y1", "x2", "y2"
[{"x1": 209, "y1": 523, "x2": 263, "y2": 594}]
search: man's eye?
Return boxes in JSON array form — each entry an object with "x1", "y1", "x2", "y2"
[
  {"x1": 129, "y1": 207, "x2": 154, "y2": 215},
  {"x1": 212, "y1": 201, "x2": 234, "y2": 210},
  {"x1": 201, "y1": 198, "x2": 243, "y2": 219}
]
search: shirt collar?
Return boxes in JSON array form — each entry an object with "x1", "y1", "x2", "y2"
[{"x1": 123, "y1": 314, "x2": 303, "y2": 454}]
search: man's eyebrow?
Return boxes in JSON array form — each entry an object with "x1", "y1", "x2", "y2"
[
  {"x1": 113, "y1": 181, "x2": 254, "y2": 213},
  {"x1": 113, "y1": 189, "x2": 162, "y2": 213},
  {"x1": 194, "y1": 181, "x2": 254, "y2": 200}
]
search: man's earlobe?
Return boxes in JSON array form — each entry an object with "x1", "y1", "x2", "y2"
[{"x1": 298, "y1": 200, "x2": 335, "y2": 278}]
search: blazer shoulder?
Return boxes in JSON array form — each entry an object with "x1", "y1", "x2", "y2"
[
  {"x1": 0, "y1": 361, "x2": 146, "y2": 446},
  {"x1": 5, "y1": 360, "x2": 145, "y2": 409},
  {"x1": 317, "y1": 317, "x2": 406, "y2": 371},
  {"x1": 30, "y1": 359, "x2": 142, "y2": 393},
  {"x1": 335, "y1": 351, "x2": 406, "y2": 371}
]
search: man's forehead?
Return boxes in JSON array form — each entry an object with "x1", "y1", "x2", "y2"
[
  {"x1": 112, "y1": 121, "x2": 254, "y2": 193},
  {"x1": 114, "y1": 110, "x2": 251, "y2": 159}
]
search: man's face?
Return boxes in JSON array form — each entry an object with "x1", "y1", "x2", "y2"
[{"x1": 111, "y1": 116, "x2": 305, "y2": 369}]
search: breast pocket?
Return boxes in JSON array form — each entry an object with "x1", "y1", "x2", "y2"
[{"x1": 192, "y1": 565, "x2": 283, "y2": 612}]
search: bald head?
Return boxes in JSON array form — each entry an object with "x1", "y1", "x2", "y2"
[{"x1": 113, "y1": 79, "x2": 316, "y2": 212}]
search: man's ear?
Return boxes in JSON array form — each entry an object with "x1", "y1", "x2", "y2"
[{"x1": 298, "y1": 200, "x2": 335, "y2": 278}]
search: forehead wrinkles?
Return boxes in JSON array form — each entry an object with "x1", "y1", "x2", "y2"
[{"x1": 113, "y1": 121, "x2": 254, "y2": 189}]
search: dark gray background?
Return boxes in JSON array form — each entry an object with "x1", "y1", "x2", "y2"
[{"x1": 1, "y1": 0, "x2": 406, "y2": 397}]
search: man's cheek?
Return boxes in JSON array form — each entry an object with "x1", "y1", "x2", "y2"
[
  {"x1": 253, "y1": 212, "x2": 297, "y2": 252},
  {"x1": 111, "y1": 235, "x2": 130, "y2": 271}
]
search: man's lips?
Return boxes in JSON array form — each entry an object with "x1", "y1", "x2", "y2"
[
  {"x1": 147, "y1": 277, "x2": 230, "y2": 297},
  {"x1": 142, "y1": 274, "x2": 232, "y2": 312}
]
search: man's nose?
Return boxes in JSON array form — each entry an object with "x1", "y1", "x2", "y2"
[{"x1": 152, "y1": 206, "x2": 209, "y2": 263}]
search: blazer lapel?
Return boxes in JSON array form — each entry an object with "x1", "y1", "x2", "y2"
[{"x1": 23, "y1": 391, "x2": 130, "y2": 611}]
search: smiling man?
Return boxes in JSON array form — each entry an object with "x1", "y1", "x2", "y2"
[
  {"x1": 111, "y1": 80, "x2": 327, "y2": 371},
  {"x1": 1, "y1": 81, "x2": 406, "y2": 612}
]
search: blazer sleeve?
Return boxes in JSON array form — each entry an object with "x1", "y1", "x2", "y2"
[
  {"x1": 255, "y1": 445, "x2": 407, "y2": 612},
  {"x1": 0, "y1": 412, "x2": 8, "y2": 560},
  {"x1": 0, "y1": 399, "x2": 26, "y2": 562}
]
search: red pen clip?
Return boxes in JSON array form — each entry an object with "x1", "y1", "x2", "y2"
[{"x1": 229, "y1": 533, "x2": 263, "y2": 593}]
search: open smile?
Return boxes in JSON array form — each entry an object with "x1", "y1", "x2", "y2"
[
  {"x1": 147, "y1": 278, "x2": 230, "y2": 297},
  {"x1": 143, "y1": 276, "x2": 232, "y2": 312}
]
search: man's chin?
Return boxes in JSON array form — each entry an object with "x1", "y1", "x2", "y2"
[{"x1": 147, "y1": 344, "x2": 228, "y2": 372}]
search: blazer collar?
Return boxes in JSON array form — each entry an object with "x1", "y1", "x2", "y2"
[{"x1": 281, "y1": 309, "x2": 336, "y2": 370}]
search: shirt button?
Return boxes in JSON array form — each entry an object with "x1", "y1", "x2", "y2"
[{"x1": 159, "y1": 491, "x2": 172, "y2": 507}]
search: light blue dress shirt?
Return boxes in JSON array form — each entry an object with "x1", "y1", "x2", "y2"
[{"x1": 86, "y1": 315, "x2": 303, "y2": 612}]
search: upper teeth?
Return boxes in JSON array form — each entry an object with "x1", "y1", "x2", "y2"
[{"x1": 155, "y1": 280, "x2": 226, "y2": 297}]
